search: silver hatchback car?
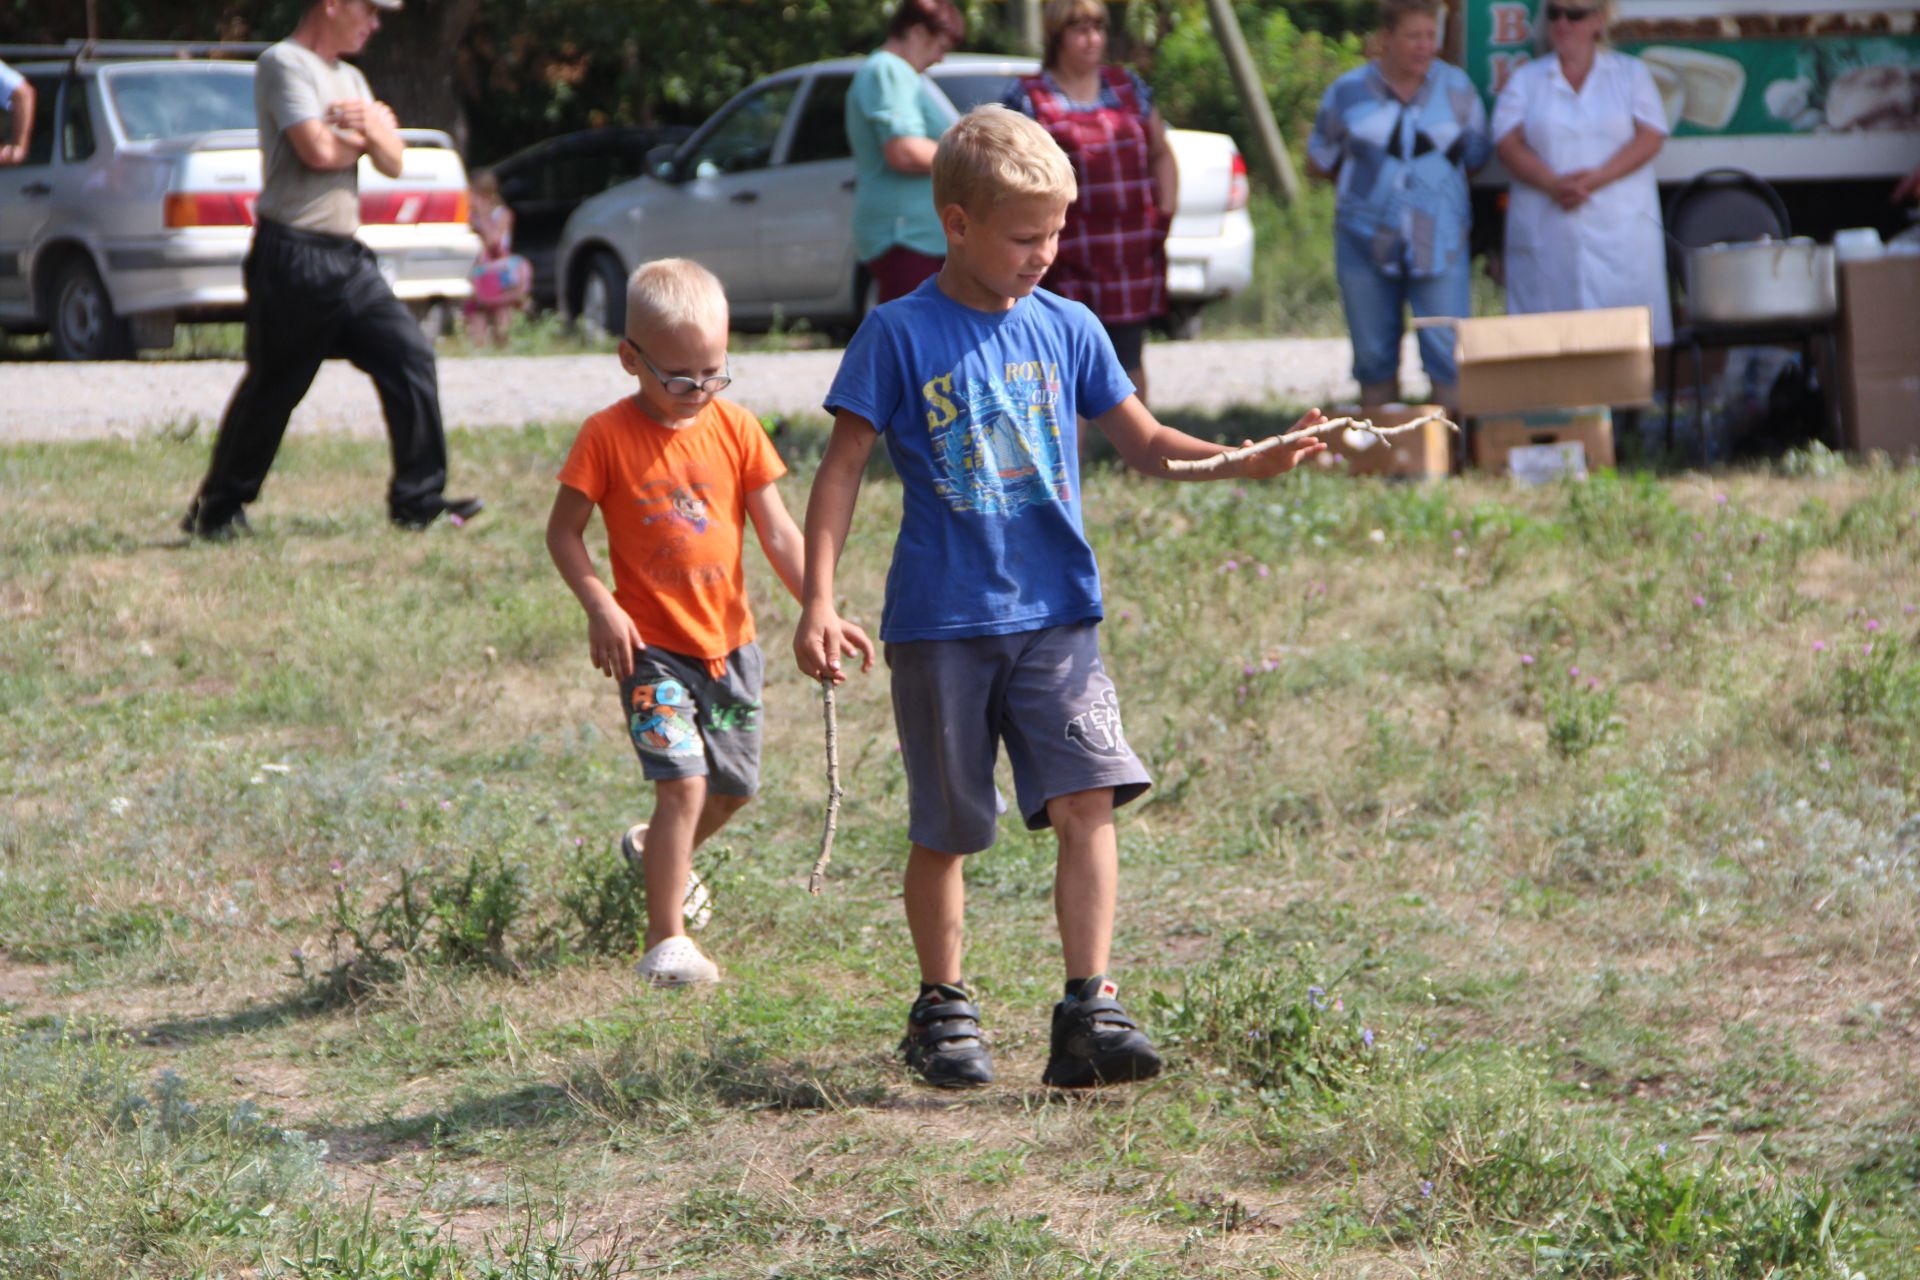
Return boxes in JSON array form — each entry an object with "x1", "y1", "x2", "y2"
[
  {"x1": 557, "y1": 53, "x2": 1254, "y2": 339},
  {"x1": 0, "y1": 43, "x2": 480, "y2": 360}
]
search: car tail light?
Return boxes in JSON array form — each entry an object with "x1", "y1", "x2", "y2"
[
  {"x1": 361, "y1": 190, "x2": 468, "y2": 225},
  {"x1": 1227, "y1": 150, "x2": 1250, "y2": 211},
  {"x1": 164, "y1": 191, "x2": 257, "y2": 227}
]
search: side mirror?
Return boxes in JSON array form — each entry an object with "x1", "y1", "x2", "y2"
[{"x1": 645, "y1": 142, "x2": 681, "y2": 182}]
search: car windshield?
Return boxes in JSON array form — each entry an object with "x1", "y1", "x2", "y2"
[
  {"x1": 932, "y1": 71, "x2": 1020, "y2": 116},
  {"x1": 107, "y1": 67, "x2": 256, "y2": 142}
]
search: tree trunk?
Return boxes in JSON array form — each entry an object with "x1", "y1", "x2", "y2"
[{"x1": 357, "y1": 0, "x2": 480, "y2": 151}]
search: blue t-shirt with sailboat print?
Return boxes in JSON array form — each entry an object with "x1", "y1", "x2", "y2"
[{"x1": 824, "y1": 277, "x2": 1134, "y2": 643}]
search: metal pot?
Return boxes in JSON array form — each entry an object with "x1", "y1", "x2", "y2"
[{"x1": 1686, "y1": 237, "x2": 1836, "y2": 324}]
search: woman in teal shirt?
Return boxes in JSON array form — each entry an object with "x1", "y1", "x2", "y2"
[{"x1": 847, "y1": 0, "x2": 966, "y2": 304}]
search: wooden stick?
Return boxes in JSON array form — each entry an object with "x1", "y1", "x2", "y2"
[
  {"x1": 1163, "y1": 410, "x2": 1458, "y2": 475},
  {"x1": 808, "y1": 677, "x2": 843, "y2": 895}
]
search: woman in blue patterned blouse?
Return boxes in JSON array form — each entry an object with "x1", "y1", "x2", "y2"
[{"x1": 1308, "y1": 0, "x2": 1491, "y2": 413}]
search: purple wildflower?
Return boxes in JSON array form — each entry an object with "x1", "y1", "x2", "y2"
[
  {"x1": 1588, "y1": 678, "x2": 1600, "y2": 691},
  {"x1": 1520, "y1": 654, "x2": 1535, "y2": 667},
  {"x1": 1569, "y1": 666, "x2": 1580, "y2": 679},
  {"x1": 1361, "y1": 1027, "x2": 1374, "y2": 1048},
  {"x1": 1223, "y1": 559, "x2": 1239, "y2": 572},
  {"x1": 1812, "y1": 640, "x2": 1827, "y2": 653},
  {"x1": 1693, "y1": 594, "x2": 1708, "y2": 607},
  {"x1": 1308, "y1": 985, "x2": 1327, "y2": 1009},
  {"x1": 1420, "y1": 1180, "x2": 1434, "y2": 1198},
  {"x1": 1256, "y1": 564, "x2": 1270, "y2": 579},
  {"x1": 1866, "y1": 619, "x2": 1881, "y2": 632}
]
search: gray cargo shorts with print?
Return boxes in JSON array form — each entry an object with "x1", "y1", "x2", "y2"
[
  {"x1": 887, "y1": 621, "x2": 1151, "y2": 854},
  {"x1": 617, "y1": 642, "x2": 764, "y2": 797}
]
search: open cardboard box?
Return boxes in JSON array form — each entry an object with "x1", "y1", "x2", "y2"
[
  {"x1": 1837, "y1": 256, "x2": 1920, "y2": 460},
  {"x1": 1444, "y1": 307, "x2": 1655, "y2": 416},
  {"x1": 1325, "y1": 403, "x2": 1453, "y2": 478},
  {"x1": 1472, "y1": 407, "x2": 1615, "y2": 480}
]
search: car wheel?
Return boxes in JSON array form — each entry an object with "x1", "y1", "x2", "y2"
[
  {"x1": 48, "y1": 257, "x2": 135, "y2": 361},
  {"x1": 577, "y1": 251, "x2": 626, "y2": 341},
  {"x1": 1164, "y1": 303, "x2": 1203, "y2": 343}
]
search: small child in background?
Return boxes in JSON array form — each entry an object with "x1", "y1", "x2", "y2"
[
  {"x1": 466, "y1": 168, "x2": 531, "y2": 347},
  {"x1": 547, "y1": 258, "x2": 873, "y2": 985}
]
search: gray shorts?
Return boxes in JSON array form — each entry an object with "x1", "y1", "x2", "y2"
[
  {"x1": 887, "y1": 622, "x2": 1151, "y2": 854},
  {"x1": 617, "y1": 642, "x2": 764, "y2": 797}
]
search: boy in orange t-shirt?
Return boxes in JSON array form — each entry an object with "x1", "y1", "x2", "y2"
[{"x1": 547, "y1": 258, "x2": 873, "y2": 986}]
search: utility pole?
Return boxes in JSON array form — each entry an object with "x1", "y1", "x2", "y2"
[
  {"x1": 1007, "y1": 0, "x2": 1042, "y2": 55},
  {"x1": 1203, "y1": 0, "x2": 1299, "y2": 202}
]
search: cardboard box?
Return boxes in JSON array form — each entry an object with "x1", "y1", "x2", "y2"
[
  {"x1": 1326, "y1": 403, "x2": 1453, "y2": 478},
  {"x1": 1472, "y1": 407, "x2": 1615, "y2": 478},
  {"x1": 1455, "y1": 307, "x2": 1654, "y2": 415},
  {"x1": 1837, "y1": 257, "x2": 1920, "y2": 460}
]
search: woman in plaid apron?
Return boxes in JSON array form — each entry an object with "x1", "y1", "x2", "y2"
[{"x1": 1006, "y1": 0, "x2": 1175, "y2": 400}]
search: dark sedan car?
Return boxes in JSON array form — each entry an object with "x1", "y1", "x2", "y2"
[{"x1": 487, "y1": 124, "x2": 692, "y2": 309}]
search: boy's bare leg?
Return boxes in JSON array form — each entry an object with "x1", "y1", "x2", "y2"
[
  {"x1": 641, "y1": 777, "x2": 704, "y2": 948},
  {"x1": 1048, "y1": 788, "x2": 1118, "y2": 981},
  {"x1": 640, "y1": 780, "x2": 747, "y2": 947},
  {"x1": 904, "y1": 843, "x2": 966, "y2": 985},
  {"x1": 693, "y1": 792, "x2": 748, "y2": 847}
]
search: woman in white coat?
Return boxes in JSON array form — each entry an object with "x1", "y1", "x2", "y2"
[{"x1": 1492, "y1": 0, "x2": 1672, "y2": 345}]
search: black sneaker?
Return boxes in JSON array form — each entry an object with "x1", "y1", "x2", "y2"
[
  {"x1": 1041, "y1": 975, "x2": 1163, "y2": 1088},
  {"x1": 180, "y1": 504, "x2": 250, "y2": 541},
  {"x1": 899, "y1": 983, "x2": 995, "y2": 1088},
  {"x1": 392, "y1": 495, "x2": 484, "y2": 529}
]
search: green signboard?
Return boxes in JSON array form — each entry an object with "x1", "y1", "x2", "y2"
[{"x1": 1462, "y1": 3, "x2": 1920, "y2": 138}]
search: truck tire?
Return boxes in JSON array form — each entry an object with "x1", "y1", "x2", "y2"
[
  {"x1": 1164, "y1": 303, "x2": 1204, "y2": 342},
  {"x1": 48, "y1": 257, "x2": 135, "y2": 361},
  {"x1": 575, "y1": 251, "x2": 626, "y2": 340}
]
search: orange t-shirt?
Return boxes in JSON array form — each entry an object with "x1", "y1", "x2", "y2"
[{"x1": 557, "y1": 397, "x2": 786, "y2": 668}]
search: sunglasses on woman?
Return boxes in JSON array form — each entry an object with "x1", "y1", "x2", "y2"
[{"x1": 1545, "y1": 5, "x2": 1596, "y2": 20}]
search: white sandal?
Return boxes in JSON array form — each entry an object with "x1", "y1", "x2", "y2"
[
  {"x1": 616, "y1": 822, "x2": 713, "y2": 930},
  {"x1": 636, "y1": 935, "x2": 719, "y2": 986}
]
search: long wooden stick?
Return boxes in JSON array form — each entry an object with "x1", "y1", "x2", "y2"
[
  {"x1": 1163, "y1": 410, "x2": 1457, "y2": 475},
  {"x1": 808, "y1": 677, "x2": 843, "y2": 895}
]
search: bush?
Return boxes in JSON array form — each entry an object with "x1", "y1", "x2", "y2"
[{"x1": 1150, "y1": 934, "x2": 1383, "y2": 1102}]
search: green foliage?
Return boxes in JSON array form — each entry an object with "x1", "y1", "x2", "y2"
[
  {"x1": 427, "y1": 851, "x2": 531, "y2": 973},
  {"x1": 1542, "y1": 672, "x2": 1625, "y2": 760},
  {"x1": 1523, "y1": 1152, "x2": 1859, "y2": 1279},
  {"x1": 0, "y1": 1021, "x2": 328, "y2": 1275},
  {"x1": 1151, "y1": 3, "x2": 1364, "y2": 155},
  {"x1": 1150, "y1": 934, "x2": 1382, "y2": 1103},
  {"x1": 297, "y1": 853, "x2": 532, "y2": 1000}
]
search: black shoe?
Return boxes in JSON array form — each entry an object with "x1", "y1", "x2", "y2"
[
  {"x1": 1041, "y1": 975, "x2": 1163, "y2": 1088},
  {"x1": 392, "y1": 495, "x2": 484, "y2": 529},
  {"x1": 181, "y1": 504, "x2": 250, "y2": 541},
  {"x1": 899, "y1": 983, "x2": 995, "y2": 1088}
]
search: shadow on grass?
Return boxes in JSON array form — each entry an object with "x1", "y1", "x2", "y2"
[{"x1": 133, "y1": 989, "x2": 336, "y2": 1047}]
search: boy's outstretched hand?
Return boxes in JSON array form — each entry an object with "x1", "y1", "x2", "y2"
[
  {"x1": 1233, "y1": 408, "x2": 1330, "y2": 479},
  {"x1": 794, "y1": 603, "x2": 875, "y2": 685}
]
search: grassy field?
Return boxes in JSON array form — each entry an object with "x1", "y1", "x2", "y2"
[{"x1": 2, "y1": 418, "x2": 1916, "y2": 1278}]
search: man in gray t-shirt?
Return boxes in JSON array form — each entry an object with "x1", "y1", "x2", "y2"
[{"x1": 184, "y1": 0, "x2": 481, "y2": 537}]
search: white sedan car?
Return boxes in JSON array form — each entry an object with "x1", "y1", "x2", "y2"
[
  {"x1": 0, "y1": 45, "x2": 480, "y2": 360},
  {"x1": 557, "y1": 54, "x2": 1253, "y2": 340}
]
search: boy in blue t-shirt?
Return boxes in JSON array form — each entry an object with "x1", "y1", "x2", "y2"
[{"x1": 795, "y1": 106, "x2": 1327, "y2": 1089}]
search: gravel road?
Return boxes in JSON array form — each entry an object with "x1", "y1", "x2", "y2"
[{"x1": 0, "y1": 335, "x2": 1423, "y2": 442}]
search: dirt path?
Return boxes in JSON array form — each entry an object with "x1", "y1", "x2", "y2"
[{"x1": 0, "y1": 335, "x2": 1425, "y2": 442}]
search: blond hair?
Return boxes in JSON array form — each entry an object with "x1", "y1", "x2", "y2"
[
  {"x1": 625, "y1": 257, "x2": 728, "y2": 338},
  {"x1": 932, "y1": 105, "x2": 1077, "y2": 214},
  {"x1": 1041, "y1": 0, "x2": 1107, "y2": 69}
]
